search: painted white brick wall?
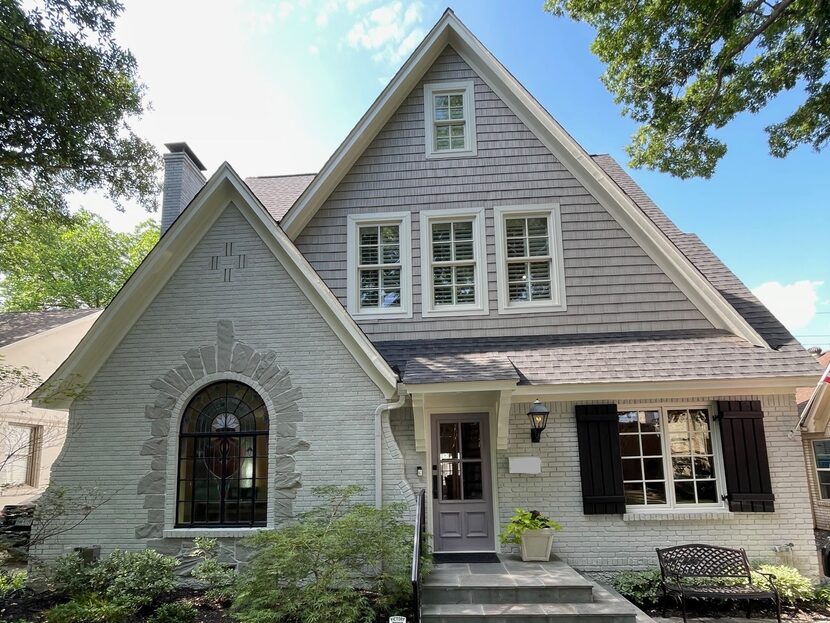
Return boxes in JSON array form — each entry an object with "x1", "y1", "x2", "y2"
[
  {"x1": 389, "y1": 393, "x2": 818, "y2": 575},
  {"x1": 35, "y1": 205, "x2": 405, "y2": 560},
  {"x1": 497, "y1": 394, "x2": 818, "y2": 576}
]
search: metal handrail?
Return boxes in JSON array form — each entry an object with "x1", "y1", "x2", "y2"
[{"x1": 411, "y1": 489, "x2": 426, "y2": 623}]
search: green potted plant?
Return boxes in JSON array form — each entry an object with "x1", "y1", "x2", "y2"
[{"x1": 499, "y1": 508, "x2": 561, "y2": 561}]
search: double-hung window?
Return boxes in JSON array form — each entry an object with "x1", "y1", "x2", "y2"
[
  {"x1": 813, "y1": 440, "x2": 830, "y2": 499},
  {"x1": 0, "y1": 424, "x2": 39, "y2": 487},
  {"x1": 494, "y1": 204, "x2": 566, "y2": 314},
  {"x1": 346, "y1": 213, "x2": 412, "y2": 318},
  {"x1": 424, "y1": 81, "x2": 477, "y2": 158},
  {"x1": 420, "y1": 208, "x2": 488, "y2": 317},
  {"x1": 618, "y1": 406, "x2": 724, "y2": 510}
]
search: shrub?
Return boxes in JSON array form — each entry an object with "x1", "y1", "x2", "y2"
[
  {"x1": 233, "y1": 485, "x2": 424, "y2": 623},
  {"x1": 190, "y1": 537, "x2": 237, "y2": 602},
  {"x1": 752, "y1": 564, "x2": 814, "y2": 605},
  {"x1": 44, "y1": 594, "x2": 132, "y2": 623},
  {"x1": 612, "y1": 568, "x2": 663, "y2": 607},
  {"x1": 92, "y1": 549, "x2": 177, "y2": 609},
  {"x1": 49, "y1": 551, "x2": 96, "y2": 596},
  {"x1": 147, "y1": 601, "x2": 197, "y2": 623},
  {"x1": 0, "y1": 569, "x2": 27, "y2": 598},
  {"x1": 48, "y1": 548, "x2": 177, "y2": 612},
  {"x1": 814, "y1": 584, "x2": 830, "y2": 605}
]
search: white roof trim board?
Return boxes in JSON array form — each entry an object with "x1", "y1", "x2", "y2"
[
  {"x1": 30, "y1": 164, "x2": 399, "y2": 408},
  {"x1": 279, "y1": 10, "x2": 768, "y2": 349},
  {"x1": 800, "y1": 362, "x2": 830, "y2": 433}
]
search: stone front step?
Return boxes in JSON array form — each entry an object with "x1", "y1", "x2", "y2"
[
  {"x1": 424, "y1": 585, "x2": 595, "y2": 605},
  {"x1": 420, "y1": 555, "x2": 643, "y2": 623},
  {"x1": 421, "y1": 598, "x2": 637, "y2": 623},
  {"x1": 423, "y1": 557, "x2": 595, "y2": 605}
]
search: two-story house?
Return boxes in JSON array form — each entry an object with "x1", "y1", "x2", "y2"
[{"x1": 31, "y1": 11, "x2": 823, "y2": 576}]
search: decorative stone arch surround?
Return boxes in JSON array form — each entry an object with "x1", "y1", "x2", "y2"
[{"x1": 135, "y1": 320, "x2": 309, "y2": 539}]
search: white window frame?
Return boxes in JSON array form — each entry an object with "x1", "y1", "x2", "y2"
[
  {"x1": 619, "y1": 404, "x2": 727, "y2": 514},
  {"x1": 419, "y1": 207, "x2": 488, "y2": 318},
  {"x1": 346, "y1": 212, "x2": 412, "y2": 319},
  {"x1": 493, "y1": 203, "x2": 566, "y2": 314},
  {"x1": 0, "y1": 423, "x2": 39, "y2": 488},
  {"x1": 813, "y1": 439, "x2": 830, "y2": 500},
  {"x1": 424, "y1": 80, "x2": 477, "y2": 159}
]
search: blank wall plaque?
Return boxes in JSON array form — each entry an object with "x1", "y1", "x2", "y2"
[{"x1": 508, "y1": 456, "x2": 541, "y2": 474}]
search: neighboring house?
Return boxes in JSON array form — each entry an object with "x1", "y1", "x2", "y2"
[
  {"x1": 0, "y1": 310, "x2": 101, "y2": 506},
  {"x1": 30, "y1": 12, "x2": 823, "y2": 577},
  {"x1": 796, "y1": 349, "x2": 830, "y2": 531}
]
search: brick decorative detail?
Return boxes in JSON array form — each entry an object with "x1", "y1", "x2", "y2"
[{"x1": 135, "y1": 320, "x2": 308, "y2": 539}]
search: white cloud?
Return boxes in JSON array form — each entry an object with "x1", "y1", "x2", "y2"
[
  {"x1": 751, "y1": 280, "x2": 824, "y2": 330},
  {"x1": 346, "y1": 0, "x2": 425, "y2": 64},
  {"x1": 277, "y1": 2, "x2": 295, "y2": 19}
]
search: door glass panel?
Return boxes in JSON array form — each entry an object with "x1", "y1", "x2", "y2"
[
  {"x1": 440, "y1": 462, "x2": 461, "y2": 500},
  {"x1": 461, "y1": 422, "x2": 481, "y2": 459},
  {"x1": 462, "y1": 462, "x2": 483, "y2": 500},
  {"x1": 439, "y1": 423, "x2": 459, "y2": 460}
]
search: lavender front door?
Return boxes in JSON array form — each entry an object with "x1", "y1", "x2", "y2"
[{"x1": 431, "y1": 413, "x2": 494, "y2": 552}]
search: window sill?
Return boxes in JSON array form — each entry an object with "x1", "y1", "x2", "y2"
[
  {"x1": 622, "y1": 510, "x2": 734, "y2": 522},
  {"x1": 425, "y1": 148, "x2": 478, "y2": 160},
  {"x1": 498, "y1": 302, "x2": 567, "y2": 315},
  {"x1": 163, "y1": 527, "x2": 267, "y2": 538},
  {"x1": 350, "y1": 309, "x2": 413, "y2": 320},
  {"x1": 421, "y1": 306, "x2": 489, "y2": 319}
]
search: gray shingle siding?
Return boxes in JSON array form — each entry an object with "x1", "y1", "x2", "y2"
[{"x1": 294, "y1": 46, "x2": 712, "y2": 341}]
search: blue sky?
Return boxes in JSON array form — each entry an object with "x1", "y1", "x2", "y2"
[{"x1": 82, "y1": 0, "x2": 829, "y2": 349}]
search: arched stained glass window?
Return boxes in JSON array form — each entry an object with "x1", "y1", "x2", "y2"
[{"x1": 176, "y1": 381, "x2": 268, "y2": 527}]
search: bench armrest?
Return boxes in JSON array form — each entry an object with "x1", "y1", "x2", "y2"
[{"x1": 755, "y1": 571, "x2": 779, "y2": 594}]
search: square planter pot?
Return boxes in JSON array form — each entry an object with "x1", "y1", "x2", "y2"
[{"x1": 520, "y1": 528, "x2": 555, "y2": 561}]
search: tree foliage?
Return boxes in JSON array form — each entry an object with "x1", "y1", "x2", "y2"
[
  {"x1": 0, "y1": 0, "x2": 160, "y2": 209},
  {"x1": 545, "y1": 0, "x2": 830, "y2": 178},
  {"x1": 0, "y1": 203, "x2": 158, "y2": 310}
]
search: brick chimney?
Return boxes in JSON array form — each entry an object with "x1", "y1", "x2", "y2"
[{"x1": 161, "y1": 142, "x2": 207, "y2": 234}]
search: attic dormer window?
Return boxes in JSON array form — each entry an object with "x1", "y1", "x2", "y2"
[{"x1": 424, "y1": 81, "x2": 477, "y2": 159}]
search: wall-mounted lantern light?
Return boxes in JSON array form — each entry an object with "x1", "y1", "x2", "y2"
[{"x1": 527, "y1": 399, "x2": 549, "y2": 443}]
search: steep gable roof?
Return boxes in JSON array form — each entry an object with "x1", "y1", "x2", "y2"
[
  {"x1": 246, "y1": 173, "x2": 316, "y2": 222},
  {"x1": 277, "y1": 10, "x2": 767, "y2": 348},
  {"x1": 30, "y1": 165, "x2": 398, "y2": 408},
  {"x1": 591, "y1": 155, "x2": 801, "y2": 350},
  {"x1": 0, "y1": 309, "x2": 100, "y2": 348}
]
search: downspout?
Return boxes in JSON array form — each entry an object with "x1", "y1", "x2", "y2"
[{"x1": 374, "y1": 389, "x2": 407, "y2": 508}]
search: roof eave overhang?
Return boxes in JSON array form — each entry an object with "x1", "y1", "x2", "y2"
[{"x1": 401, "y1": 375, "x2": 818, "y2": 400}]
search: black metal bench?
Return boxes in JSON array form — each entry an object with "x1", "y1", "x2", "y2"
[{"x1": 656, "y1": 544, "x2": 781, "y2": 623}]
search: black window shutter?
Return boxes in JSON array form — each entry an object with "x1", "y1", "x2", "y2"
[
  {"x1": 716, "y1": 400, "x2": 775, "y2": 512},
  {"x1": 575, "y1": 404, "x2": 625, "y2": 514}
]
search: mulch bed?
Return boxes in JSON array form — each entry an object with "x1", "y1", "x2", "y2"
[
  {"x1": 0, "y1": 587, "x2": 234, "y2": 622},
  {"x1": 642, "y1": 599, "x2": 830, "y2": 622}
]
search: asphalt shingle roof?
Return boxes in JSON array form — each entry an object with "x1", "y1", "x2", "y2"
[
  {"x1": 0, "y1": 309, "x2": 100, "y2": 348},
  {"x1": 377, "y1": 330, "x2": 821, "y2": 385},
  {"x1": 245, "y1": 174, "x2": 316, "y2": 222}
]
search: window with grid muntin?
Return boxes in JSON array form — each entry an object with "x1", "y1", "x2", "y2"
[
  {"x1": 814, "y1": 440, "x2": 830, "y2": 499},
  {"x1": 431, "y1": 220, "x2": 476, "y2": 306},
  {"x1": 505, "y1": 216, "x2": 552, "y2": 302},
  {"x1": 619, "y1": 408, "x2": 720, "y2": 508},
  {"x1": 358, "y1": 224, "x2": 401, "y2": 310},
  {"x1": 433, "y1": 92, "x2": 466, "y2": 152}
]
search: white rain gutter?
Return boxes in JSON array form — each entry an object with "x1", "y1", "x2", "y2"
[{"x1": 373, "y1": 390, "x2": 407, "y2": 508}]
